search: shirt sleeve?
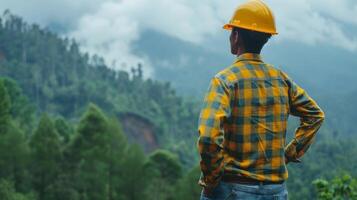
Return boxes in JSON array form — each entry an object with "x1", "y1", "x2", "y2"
[
  {"x1": 281, "y1": 71, "x2": 325, "y2": 162},
  {"x1": 197, "y1": 77, "x2": 231, "y2": 189}
]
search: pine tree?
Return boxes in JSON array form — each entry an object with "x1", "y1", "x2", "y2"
[
  {"x1": 144, "y1": 149, "x2": 183, "y2": 200},
  {"x1": 68, "y1": 105, "x2": 130, "y2": 200},
  {"x1": 1, "y1": 78, "x2": 35, "y2": 133},
  {"x1": 0, "y1": 81, "x2": 29, "y2": 192},
  {"x1": 42, "y1": 173, "x2": 80, "y2": 200},
  {"x1": 174, "y1": 166, "x2": 201, "y2": 200},
  {"x1": 0, "y1": 80, "x2": 11, "y2": 133},
  {"x1": 0, "y1": 179, "x2": 34, "y2": 200},
  {"x1": 29, "y1": 114, "x2": 62, "y2": 200},
  {"x1": 68, "y1": 104, "x2": 112, "y2": 200},
  {"x1": 106, "y1": 118, "x2": 127, "y2": 200},
  {"x1": 0, "y1": 123, "x2": 29, "y2": 192},
  {"x1": 119, "y1": 144, "x2": 149, "y2": 200},
  {"x1": 54, "y1": 117, "x2": 74, "y2": 145}
]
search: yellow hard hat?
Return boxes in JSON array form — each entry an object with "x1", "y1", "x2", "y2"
[{"x1": 223, "y1": 0, "x2": 278, "y2": 35}]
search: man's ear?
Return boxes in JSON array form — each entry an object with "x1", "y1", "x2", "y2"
[{"x1": 233, "y1": 30, "x2": 239, "y2": 44}]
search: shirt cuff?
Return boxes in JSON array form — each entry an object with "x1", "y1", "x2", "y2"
[
  {"x1": 198, "y1": 172, "x2": 221, "y2": 189},
  {"x1": 285, "y1": 138, "x2": 300, "y2": 161}
]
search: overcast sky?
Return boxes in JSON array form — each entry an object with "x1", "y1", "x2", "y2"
[{"x1": 0, "y1": 0, "x2": 356, "y2": 75}]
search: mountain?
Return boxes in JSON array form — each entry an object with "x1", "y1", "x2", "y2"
[
  {"x1": 134, "y1": 29, "x2": 357, "y2": 136},
  {"x1": 132, "y1": 29, "x2": 233, "y2": 97},
  {"x1": 0, "y1": 13, "x2": 199, "y2": 167}
]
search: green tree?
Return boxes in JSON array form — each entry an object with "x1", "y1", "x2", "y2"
[
  {"x1": 68, "y1": 104, "x2": 127, "y2": 200},
  {"x1": 54, "y1": 117, "x2": 74, "y2": 145},
  {"x1": 106, "y1": 118, "x2": 128, "y2": 200},
  {"x1": 42, "y1": 173, "x2": 80, "y2": 200},
  {"x1": 69, "y1": 104, "x2": 109, "y2": 199},
  {"x1": 119, "y1": 144, "x2": 149, "y2": 200},
  {"x1": 0, "y1": 80, "x2": 11, "y2": 133},
  {"x1": 29, "y1": 114, "x2": 62, "y2": 200},
  {"x1": 287, "y1": 136, "x2": 357, "y2": 199},
  {"x1": 313, "y1": 173, "x2": 357, "y2": 200},
  {"x1": 1, "y1": 78, "x2": 35, "y2": 133},
  {"x1": 174, "y1": 166, "x2": 202, "y2": 200},
  {"x1": 0, "y1": 179, "x2": 35, "y2": 200},
  {"x1": 0, "y1": 81, "x2": 29, "y2": 192},
  {"x1": 144, "y1": 149, "x2": 183, "y2": 200},
  {"x1": 0, "y1": 124, "x2": 29, "y2": 192}
]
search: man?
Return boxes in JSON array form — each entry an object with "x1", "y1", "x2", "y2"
[{"x1": 197, "y1": 0, "x2": 325, "y2": 199}]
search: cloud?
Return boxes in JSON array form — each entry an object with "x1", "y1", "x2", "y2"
[
  {"x1": 310, "y1": 0, "x2": 357, "y2": 25},
  {"x1": 267, "y1": 0, "x2": 357, "y2": 51},
  {"x1": 70, "y1": 0, "x2": 224, "y2": 75},
  {"x1": 1, "y1": 0, "x2": 357, "y2": 74},
  {"x1": 69, "y1": 0, "x2": 357, "y2": 69},
  {"x1": 0, "y1": 0, "x2": 111, "y2": 30},
  {"x1": 69, "y1": 2, "x2": 152, "y2": 76}
]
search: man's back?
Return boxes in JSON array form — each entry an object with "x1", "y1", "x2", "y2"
[
  {"x1": 197, "y1": 53, "x2": 324, "y2": 189},
  {"x1": 215, "y1": 53, "x2": 290, "y2": 182}
]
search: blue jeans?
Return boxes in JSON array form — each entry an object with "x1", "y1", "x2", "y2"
[{"x1": 200, "y1": 181, "x2": 288, "y2": 200}]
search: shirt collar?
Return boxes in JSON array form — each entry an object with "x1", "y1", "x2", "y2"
[{"x1": 234, "y1": 53, "x2": 263, "y2": 63}]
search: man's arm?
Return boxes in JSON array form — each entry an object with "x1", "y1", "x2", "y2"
[
  {"x1": 282, "y1": 72, "x2": 325, "y2": 163},
  {"x1": 197, "y1": 76, "x2": 231, "y2": 189}
]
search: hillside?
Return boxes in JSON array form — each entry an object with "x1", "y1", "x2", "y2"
[{"x1": 0, "y1": 13, "x2": 199, "y2": 166}]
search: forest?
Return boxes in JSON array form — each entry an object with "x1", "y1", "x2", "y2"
[{"x1": 0, "y1": 12, "x2": 356, "y2": 200}]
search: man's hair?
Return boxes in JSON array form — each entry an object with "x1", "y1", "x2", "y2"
[{"x1": 233, "y1": 27, "x2": 272, "y2": 53}]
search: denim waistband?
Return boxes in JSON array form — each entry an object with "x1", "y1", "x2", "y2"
[{"x1": 222, "y1": 181, "x2": 287, "y2": 195}]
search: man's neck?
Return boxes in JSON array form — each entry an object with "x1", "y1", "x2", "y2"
[
  {"x1": 236, "y1": 50, "x2": 261, "y2": 57},
  {"x1": 236, "y1": 47, "x2": 246, "y2": 57}
]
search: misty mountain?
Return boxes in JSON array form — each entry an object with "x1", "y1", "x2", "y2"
[
  {"x1": 135, "y1": 29, "x2": 357, "y2": 96},
  {"x1": 132, "y1": 29, "x2": 232, "y2": 97},
  {"x1": 133, "y1": 29, "x2": 357, "y2": 135}
]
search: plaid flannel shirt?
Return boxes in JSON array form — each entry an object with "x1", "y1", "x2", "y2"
[{"x1": 197, "y1": 53, "x2": 325, "y2": 189}]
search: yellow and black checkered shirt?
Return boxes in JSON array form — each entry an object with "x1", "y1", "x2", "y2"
[{"x1": 197, "y1": 53, "x2": 325, "y2": 188}]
